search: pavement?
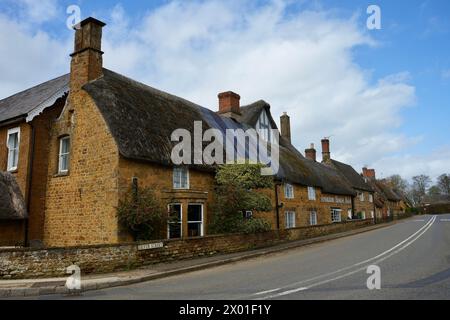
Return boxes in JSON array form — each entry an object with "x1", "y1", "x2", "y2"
[
  {"x1": 21, "y1": 213, "x2": 450, "y2": 300},
  {"x1": 0, "y1": 218, "x2": 400, "y2": 299}
]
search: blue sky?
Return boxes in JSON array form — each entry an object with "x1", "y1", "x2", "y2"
[{"x1": 0, "y1": 0, "x2": 449, "y2": 181}]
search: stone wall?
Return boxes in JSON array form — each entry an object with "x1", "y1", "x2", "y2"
[
  {"x1": 0, "y1": 219, "x2": 373, "y2": 279},
  {"x1": 42, "y1": 90, "x2": 121, "y2": 247}
]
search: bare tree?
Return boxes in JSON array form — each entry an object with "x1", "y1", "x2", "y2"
[
  {"x1": 385, "y1": 174, "x2": 409, "y2": 194},
  {"x1": 436, "y1": 174, "x2": 450, "y2": 195},
  {"x1": 411, "y1": 175, "x2": 432, "y2": 205}
]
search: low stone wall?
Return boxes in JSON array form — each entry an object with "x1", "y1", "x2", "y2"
[{"x1": 0, "y1": 219, "x2": 373, "y2": 280}]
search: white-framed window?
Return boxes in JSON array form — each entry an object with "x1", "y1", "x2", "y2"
[
  {"x1": 173, "y1": 167, "x2": 189, "y2": 189},
  {"x1": 285, "y1": 211, "x2": 296, "y2": 229},
  {"x1": 168, "y1": 204, "x2": 182, "y2": 239},
  {"x1": 308, "y1": 186, "x2": 316, "y2": 201},
  {"x1": 256, "y1": 110, "x2": 272, "y2": 142},
  {"x1": 310, "y1": 211, "x2": 317, "y2": 226},
  {"x1": 58, "y1": 136, "x2": 70, "y2": 174},
  {"x1": 371, "y1": 211, "x2": 375, "y2": 219},
  {"x1": 244, "y1": 211, "x2": 253, "y2": 219},
  {"x1": 284, "y1": 183, "x2": 294, "y2": 199},
  {"x1": 359, "y1": 192, "x2": 365, "y2": 202},
  {"x1": 187, "y1": 204, "x2": 203, "y2": 237},
  {"x1": 331, "y1": 208, "x2": 342, "y2": 223},
  {"x1": 6, "y1": 127, "x2": 20, "y2": 172},
  {"x1": 361, "y1": 211, "x2": 366, "y2": 220},
  {"x1": 369, "y1": 194, "x2": 374, "y2": 203}
]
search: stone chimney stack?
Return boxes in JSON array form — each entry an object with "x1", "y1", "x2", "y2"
[
  {"x1": 305, "y1": 143, "x2": 317, "y2": 162},
  {"x1": 218, "y1": 91, "x2": 241, "y2": 119},
  {"x1": 70, "y1": 17, "x2": 106, "y2": 92},
  {"x1": 362, "y1": 167, "x2": 376, "y2": 179},
  {"x1": 280, "y1": 112, "x2": 291, "y2": 143},
  {"x1": 321, "y1": 138, "x2": 331, "y2": 163}
]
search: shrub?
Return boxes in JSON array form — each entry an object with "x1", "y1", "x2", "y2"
[
  {"x1": 117, "y1": 187, "x2": 166, "y2": 241},
  {"x1": 209, "y1": 164, "x2": 274, "y2": 235}
]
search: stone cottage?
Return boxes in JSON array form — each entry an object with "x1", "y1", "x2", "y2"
[{"x1": 0, "y1": 17, "x2": 383, "y2": 248}]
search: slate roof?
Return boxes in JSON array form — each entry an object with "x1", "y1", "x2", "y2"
[
  {"x1": 0, "y1": 172, "x2": 28, "y2": 220},
  {"x1": 330, "y1": 160, "x2": 373, "y2": 192},
  {"x1": 84, "y1": 69, "x2": 356, "y2": 196},
  {"x1": 0, "y1": 74, "x2": 70, "y2": 124}
]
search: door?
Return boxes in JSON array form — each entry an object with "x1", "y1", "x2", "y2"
[{"x1": 168, "y1": 204, "x2": 182, "y2": 239}]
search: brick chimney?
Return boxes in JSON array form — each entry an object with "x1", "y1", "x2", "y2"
[
  {"x1": 362, "y1": 167, "x2": 376, "y2": 179},
  {"x1": 321, "y1": 138, "x2": 331, "y2": 163},
  {"x1": 305, "y1": 143, "x2": 316, "y2": 162},
  {"x1": 70, "y1": 17, "x2": 106, "y2": 92},
  {"x1": 218, "y1": 91, "x2": 241, "y2": 118},
  {"x1": 280, "y1": 112, "x2": 291, "y2": 143}
]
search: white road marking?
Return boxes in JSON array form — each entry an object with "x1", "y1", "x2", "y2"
[
  {"x1": 440, "y1": 219, "x2": 450, "y2": 222},
  {"x1": 254, "y1": 288, "x2": 282, "y2": 296},
  {"x1": 412, "y1": 219, "x2": 425, "y2": 222},
  {"x1": 254, "y1": 216, "x2": 437, "y2": 300}
]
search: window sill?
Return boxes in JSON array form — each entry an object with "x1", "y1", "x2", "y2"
[
  {"x1": 54, "y1": 172, "x2": 70, "y2": 178},
  {"x1": 7, "y1": 169, "x2": 18, "y2": 174}
]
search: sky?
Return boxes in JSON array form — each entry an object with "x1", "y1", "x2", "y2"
[{"x1": 0, "y1": 0, "x2": 449, "y2": 182}]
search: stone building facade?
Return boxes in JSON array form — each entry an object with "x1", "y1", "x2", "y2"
[{"x1": 0, "y1": 17, "x2": 400, "y2": 248}]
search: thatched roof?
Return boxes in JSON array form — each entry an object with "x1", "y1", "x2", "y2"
[
  {"x1": 83, "y1": 69, "x2": 356, "y2": 196},
  {"x1": 365, "y1": 178, "x2": 401, "y2": 203},
  {"x1": 0, "y1": 74, "x2": 69, "y2": 124},
  {"x1": 376, "y1": 180, "x2": 402, "y2": 202},
  {"x1": 330, "y1": 160, "x2": 373, "y2": 192},
  {"x1": 0, "y1": 172, "x2": 28, "y2": 220}
]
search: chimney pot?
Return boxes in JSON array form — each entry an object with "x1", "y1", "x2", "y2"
[
  {"x1": 362, "y1": 167, "x2": 376, "y2": 179},
  {"x1": 321, "y1": 138, "x2": 331, "y2": 163},
  {"x1": 218, "y1": 91, "x2": 241, "y2": 116},
  {"x1": 305, "y1": 143, "x2": 317, "y2": 162},
  {"x1": 280, "y1": 112, "x2": 291, "y2": 143},
  {"x1": 70, "y1": 17, "x2": 106, "y2": 92}
]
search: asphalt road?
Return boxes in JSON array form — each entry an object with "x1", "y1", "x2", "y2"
[{"x1": 43, "y1": 214, "x2": 450, "y2": 300}]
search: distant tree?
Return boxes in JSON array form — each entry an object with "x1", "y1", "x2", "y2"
[
  {"x1": 428, "y1": 185, "x2": 441, "y2": 197},
  {"x1": 436, "y1": 174, "x2": 450, "y2": 195},
  {"x1": 209, "y1": 164, "x2": 273, "y2": 234},
  {"x1": 385, "y1": 174, "x2": 409, "y2": 194},
  {"x1": 411, "y1": 175, "x2": 432, "y2": 205}
]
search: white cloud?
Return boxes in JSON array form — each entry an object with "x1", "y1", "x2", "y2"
[
  {"x1": 2, "y1": 0, "x2": 442, "y2": 180},
  {"x1": 372, "y1": 146, "x2": 450, "y2": 181},
  {"x1": 101, "y1": 0, "x2": 418, "y2": 177},
  {"x1": 0, "y1": 13, "x2": 70, "y2": 98},
  {"x1": 10, "y1": 0, "x2": 59, "y2": 24}
]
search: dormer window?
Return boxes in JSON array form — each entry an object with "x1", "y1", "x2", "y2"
[
  {"x1": 173, "y1": 167, "x2": 189, "y2": 189},
  {"x1": 284, "y1": 183, "x2": 294, "y2": 199},
  {"x1": 256, "y1": 110, "x2": 272, "y2": 142},
  {"x1": 7, "y1": 127, "x2": 20, "y2": 172},
  {"x1": 308, "y1": 187, "x2": 316, "y2": 201}
]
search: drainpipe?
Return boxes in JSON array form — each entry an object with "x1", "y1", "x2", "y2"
[
  {"x1": 373, "y1": 192, "x2": 377, "y2": 224},
  {"x1": 24, "y1": 123, "x2": 36, "y2": 247},
  {"x1": 274, "y1": 182, "x2": 282, "y2": 230},
  {"x1": 351, "y1": 195, "x2": 355, "y2": 220}
]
